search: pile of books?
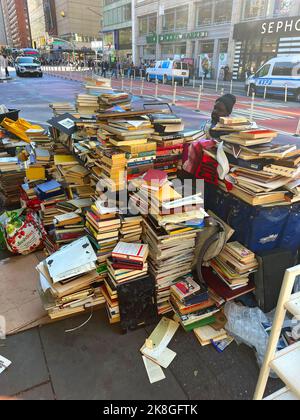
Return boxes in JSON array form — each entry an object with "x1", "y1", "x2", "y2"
[
  {"x1": 37, "y1": 237, "x2": 105, "y2": 321},
  {"x1": 170, "y1": 273, "x2": 220, "y2": 332},
  {"x1": 35, "y1": 180, "x2": 67, "y2": 228},
  {"x1": 194, "y1": 322, "x2": 234, "y2": 351},
  {"x1": 102, "y1": 242, "x2": 149, "y2": 323},
  {"x1": 76, "y1": 94, "x2": 99, "y2": 115},
  {"x1": 122, "y1": 141, "x2": 157, "y2": 182},
  {"x1": 93, "y1": 146, "x2": 127, "y2": 192},
  {"x1": 85, "y1": 200, "x2": 121, "y2": 264},
  {"x1": 0, "y1": 157, "x2": 25, "y2": 206},
  {"x1": 34, "y1": 148, "x2": 51, "y2": 165},
  {"x1": 149, "y1": 114, "x2": 185, "y2": 178},
  {"x1": 49, "y1": 103, "x2": 76, "y2": 116},
  {"x1": 210, "y1": 241, "x2": 258, "y2": 291},
  {"x1": 119, "y1": 214, "x2": 143, "y2": 243},
  {"x1": 53, "y1": 212, "x2": 85, "y2": 246},
  {"x1": 98, "y1": 93, "x2": 131, "y2": 112}
]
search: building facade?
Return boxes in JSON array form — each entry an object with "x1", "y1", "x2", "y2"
[
  {"x1": 1, "y1": 0, "x2": 32, "y2": 48},
  {"x1": 27, "y1": 0, "x2": 102, "y2": 53},
  {"x1": 0, "y1": 1, "x2": 7, "y2": 46},
  {"x1": 134, "y1": 0, "x2": 300, "y2": 79},
  {"x1": 103, "y1": 0, "x2": 132, "y2": 61}
]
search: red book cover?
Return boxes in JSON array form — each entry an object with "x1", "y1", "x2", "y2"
[{"x1": 202, "y1": 267, "x2": 255, "y2": 301}]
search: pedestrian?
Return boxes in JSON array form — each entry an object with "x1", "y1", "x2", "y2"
[
  {"x1": 111, "y1": 61, "x2": 118, "y2": 79},
  {"x1": 224, "y1": 65, "x2": 230, "y2": 82},
  {"x1": 3, "y1": 55, "x2": 9, "y2": 77}
]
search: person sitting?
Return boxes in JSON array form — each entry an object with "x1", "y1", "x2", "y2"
[{"x1": 206, "y1": 93, "x2": 236, "y2": 139}]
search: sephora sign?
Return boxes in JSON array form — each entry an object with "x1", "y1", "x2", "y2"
[{"x1": 234, "y1": 16, "x2": 300, "y2": 40}]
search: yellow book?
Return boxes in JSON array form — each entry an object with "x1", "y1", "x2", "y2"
[
  {"x1": 54, "y1": 155, "x2": 78, "y2": 166},
  {"x1": 26, "y1": 167, "x2": 46, "y2": 181}
]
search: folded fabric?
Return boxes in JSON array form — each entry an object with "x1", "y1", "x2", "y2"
[{"x1": 0, "y1": 118, "x2": 43, "y2": 143}]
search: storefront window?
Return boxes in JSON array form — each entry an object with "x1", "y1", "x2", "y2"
[
  {"x1": 273, "y1": 0, "x2": 293, "y2": 16},
  {"x1": 200, "y1": 41, "x2": 214, "y2": 54},
  {"x1": 119, "y1": 28, "x2": 132, "y2": 50},
  {"x1": 196, "y1": 1, "x2": 213, "y2": 26},
  {"x1": 161, "y1": 45, "x2": 174, "y2": 56},
  {"x1": 163, "y1": 6, "x2": 188, "y2": 32},
  {"x1": 243, "y1": 0, "x2": 267, "y2": 20},
  {"x1": 144, "y1": 46, "x2": 156, "y2": 56},
  {"x1": 219, "y1": 40, "x2": 229, "y2": 53},
  {"x1": 214, "y1": 0, "x2": 233, "y2": 23},
  {"x1": 139, "y1": 14, "x2": 157, "y2": 36},
  {"x1": 174, "y1": 44, "x2": 187, "y2": 56}
]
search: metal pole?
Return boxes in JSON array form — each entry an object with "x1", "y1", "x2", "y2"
[
  {"x1": 182, "y1": 76, "x2": 185, "y2": 88},
  {"x1": 250, "y1": 92, "x2": 255, "y2": 122},
  {"x1": 172, "y1": 82, "x2": 177, "y2": 106},
  {"x1": 155, "y1": 77, "x2": 159, "y2": 100},
  {"x1": 216, "y1": 77, "x2": 219, "y2": 93},
  {"x1": 201, "y1": 75, "x2": 204, "y2": 90},
  {"x1": 140, "y1": 77, "x2": 144, "y2": 96},
  {"x1": 196, "y1": 85, "x2": 202, "y2": 111},
  {"x1": 221, "y1": 87, "x2": 224, "y2": 96},
  {"x1": 247, "y1": 83, "x2": 251, "y2": 97},
  {"x1": 121, "y1": 75, "x2": 124, "y2": 91},
  {"x1": 264, "y1": 85, "x2": 267, "y2": 100},
  {"x1": 284, "y1": 83, "x2": 288, "y2": 103},
  {"x1": 230, "y1": 79, "x2": 233, "y2": 94}
]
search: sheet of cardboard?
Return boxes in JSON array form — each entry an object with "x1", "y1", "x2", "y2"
[{"x1": 0, "y1": 254, "x2": 47, "y2": 335}]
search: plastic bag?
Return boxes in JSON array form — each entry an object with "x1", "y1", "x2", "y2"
[
  {"x1": 0, "y1": 210, "x2": 46, "y2": 255},
  {"x1": 224, "y1": 302, "x2": 269, "y2": 366}
]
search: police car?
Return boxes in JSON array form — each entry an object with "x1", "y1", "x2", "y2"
[
  {"x1": 146, "y1": 60, "x2": 190, "y2": 83},
  {"x1": 245, "y1": 56, "x2": 300, "y2": 101}
]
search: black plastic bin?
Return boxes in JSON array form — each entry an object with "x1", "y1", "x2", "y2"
[{"x1": 0, "y1": 109, "x2": 20, "y2": 124}]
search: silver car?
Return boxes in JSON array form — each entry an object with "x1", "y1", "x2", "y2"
[{"x1": 15, "y1": 57, "x2": 43, "y2": 78}]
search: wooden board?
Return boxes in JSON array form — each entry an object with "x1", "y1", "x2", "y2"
[{"x1": 0, "y1": 253, "x2": 48, "y2": 335}]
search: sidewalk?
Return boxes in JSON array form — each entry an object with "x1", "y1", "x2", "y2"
[{"x1": 0, "y1": 252, "x2": 283, "y2": 400}]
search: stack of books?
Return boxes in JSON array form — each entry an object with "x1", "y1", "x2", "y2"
[
  {"x1": 49, "y1": 103, "x2": 76, "y2": 116},
  {"x1": 37, "y1": 237, "x2": 105, "y2": 321},
  {"x1": 98, "y1": 93, "x2": 131, "y2": 112},
  {"x1": 93, "y1": 147, "x2": 127, "y2": 192},
  {"x1": 85, "y1": 200, "x2": 121, "y2": 263},
  {"x1": 121, "y1": 141, "x2": 157, "y2": 182},
  {"x1": 35, "y1": 180, "x2": 67, "y2": 228},
  {"x1": 53, "y1": 212, "x2": 85, "y2": 246},
  {"x1": 0, "y1": 158, "x2": 25, "y2": 206},
  {"x1": 76, "y1": 94, "x2": 99, "y2": 115},
  {"x1": 214, "y1": 116, "x2": 253, "y2": 133},
  {"x1": 102, "y1": 242, "x2": 149, "y2": 323},
  {"x1": 34, "y1": 148, "x2": 51, "y2": 165},
  {"x1": 194, "y1": 324, "x2": 233, "y2": 351},
  {"x1": 119, "y1": 214, "x2": 143, "y2": 243},
  {"x1": 149, "y1": 114, "x2": 185, "y2": 178},
  {"x1": 170, "y1": 273, "x2": 220, "y2": 332},
  {"x1": 210, "y1": 242, "x2": 258, "y2": 291}
]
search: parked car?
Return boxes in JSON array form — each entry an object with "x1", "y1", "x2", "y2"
[
  {"x1": 146, "y1": 60, "x2": 190, "y2": 83},
  {"x1": 15, "y1": 57, "x2": 43, "y2": 78},
  {"x1": 245, "y1": 56, "x2": 300, "y2": 101}
]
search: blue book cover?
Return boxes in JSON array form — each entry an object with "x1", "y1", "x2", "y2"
[{"x1": 36, "y1": 180, "x2": 62, "y2": 194}]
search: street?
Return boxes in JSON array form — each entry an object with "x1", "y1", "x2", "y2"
[{"x1": 1, "y1": 69, "x2": 298, "y2": 143}]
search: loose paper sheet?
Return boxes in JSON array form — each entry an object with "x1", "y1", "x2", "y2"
[
  {"x1": 142, "y1": 356, "x2": 166, "y2": 384},
  {"x1": 0, "y1": 355, "x2": 11, "y2": 374}
]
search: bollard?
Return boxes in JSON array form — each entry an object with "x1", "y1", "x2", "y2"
[
  {"x1": 140, "y1": 77, "x2": 145, "y2": 96},
  {"x1": 247, "y1": 83, "x2": 251, "y2": 97},
  {"x1": 196, "y1": 85, "x2": 202, "y2": 112},
  {"x1": 172, "y1": 75, "x2": 175, "y2": 87},
  {"x1": 221, "y1": 87, "x2": 224, "y2": 96},
  {"x1": 130, "y1": 76, "x2": 133, "y2": 94},
  {"x1": 121, "y1": 76, "x2": 124, "y2": 91},
  {"x1": 284, "y1": 84, "x2": 288, "y2": 103},
  {"x1": 295, "y1": 119, "x2": 300, "y2": 136},
  {"x1": 201, "y1": 76, "x2": 204, "y2": 90},
  {"x1": 172, "y1": 82, "x2": 177, "y2": 106},
  {"x1": 193, "y1": 76, "x2": 196, "y2": 89},
  {"x1": 230, "y1": 79, "x2": 233, "y2": 94},
  {"x1": 182, "y1": 76, "x2": 185, "y2": 88},
  {"x1": 216, "y1": 77, "x2": 219, "y2": 93},
  {"x1": 250, "y1": 92, "x2": 255, "y2": 122},
  {"x1": 264, "y1": 85, "x2": 267, "y2": 99},
  {"x1": 155, "y1": 78, "x2": 159, "y2": 100},
  {"x1": 134, "y1": 69, "x2": 136, "y2": 80}
]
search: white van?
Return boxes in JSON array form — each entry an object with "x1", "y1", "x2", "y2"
[
  {"x1": 245, "y1": 56, "x2": 300, "y2": 101},
  {"x1": 146, "y1": 60, "x2": 190, "y2": 83}
]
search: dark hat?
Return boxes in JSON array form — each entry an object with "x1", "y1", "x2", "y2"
[{"x1": 216, "y1": 94, "x2": 236, "y2": 114}]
